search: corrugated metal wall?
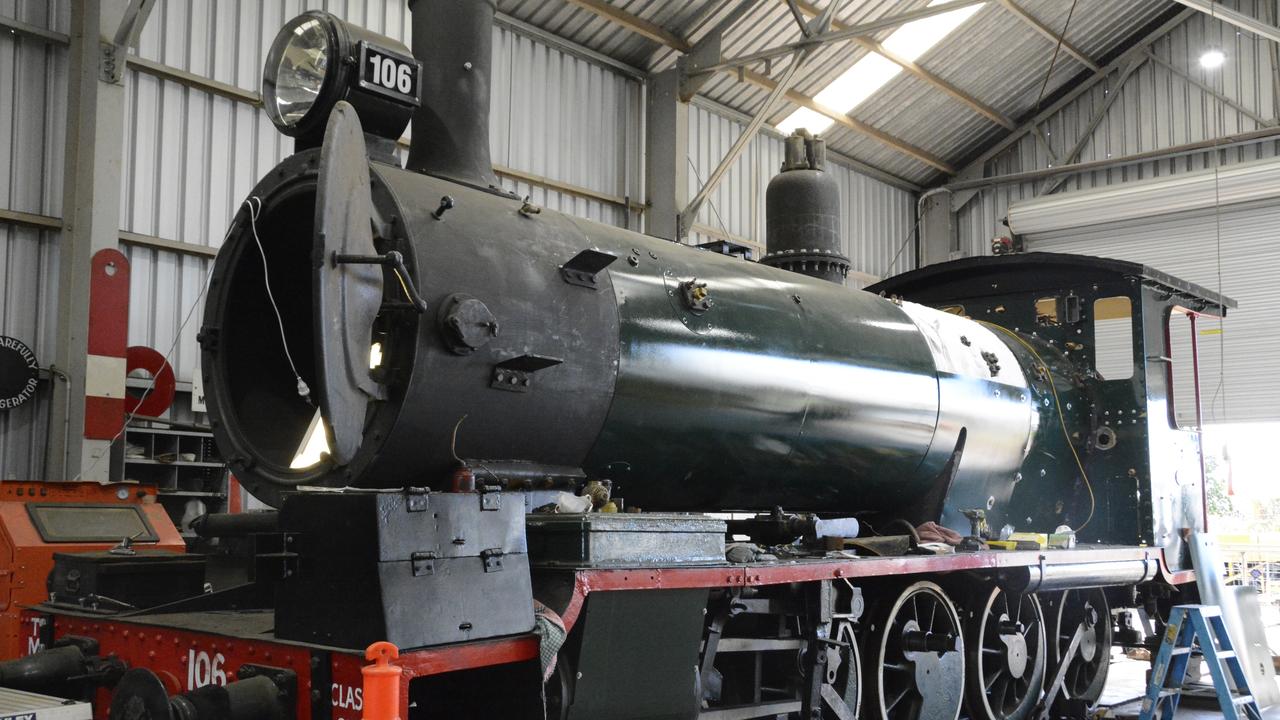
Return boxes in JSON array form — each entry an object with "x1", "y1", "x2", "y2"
[
  {"x1": 957, "y1": 1, "x2": 1280, "y2": 255},
  {"x1": 0, "y1": 0, "x2": 68, "y2": 480},
  {"x1": 687, "y1": 102, "x2": 917, "y2": 288}
]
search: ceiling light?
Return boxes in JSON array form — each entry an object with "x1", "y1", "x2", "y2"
[
  {"x1": 775, "y1": 0, "x2": 984, "y2": 135},
  {"x1": 1199, "y1": 49, "x2": 1225, "y2": 69}
]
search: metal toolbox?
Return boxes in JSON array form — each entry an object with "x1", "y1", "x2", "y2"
[
  {"x1": 274, "y1": 489, "x2": 533, "y2": 650},
  {"x1": 526, "y1": 513, "x2": 726, "y2": 568},
  {"x1": 48, "y1": 551, "x2": 205, "y2": 610}
]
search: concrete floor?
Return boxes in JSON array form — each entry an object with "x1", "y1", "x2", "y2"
[
  {"x1": 1096, "y1": 592, "x2": 1280, "y2": 718},
  {"x1": 1098, "y1": 651, "x2": 1280, "y2": 718}
]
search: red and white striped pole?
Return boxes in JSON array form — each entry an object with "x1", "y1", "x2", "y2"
[{"x1": 81, "y1": 248, "x2": 130, "y2": 479}]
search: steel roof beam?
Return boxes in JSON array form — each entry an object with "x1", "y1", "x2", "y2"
[
  {"x1": 740, "y1": 69, "x2": 955, "y2": 173},
  {"x1": 946, "y1": 7, "x2": 1197, "y2": 209},
  {"x1": 996, "y1": 0, "x2": 1101, "y2": 73},
  {"x1": 678, "y1": 0, "x2": 844, "y2": 236},
  {"x1": 693, "y1": 0, "x2": 987, "y2": 74},
  {"x1": 1172, "y1": 0, "x2": 1280, "y2": 44},
  {"x1": 689, "y1": 94, "x2": 923, "y2": 192},
  {"x1": 1039, "y1": 55, "x2": 1147, "y2": 195},
  {"x1": 562, "y1": 0, "x2": 691, "y2": 50},
  {"x1": 853, "y1": 37, "x2": 1016, "y2": 130},
  {"x1": 1143, "y1": 50, "x2": 1274, "y2": 127},
  {"x1": 560, "y1": 0, "x2": 942, "y2": 179},
  {"x1": 945, "y1": 125, "x2": 1280, "y2": 191},
  {"x1": 0, "y1": 13, "x2": 68, "y2": 43},
  {"x1": 1037, "y1": 43, "x2": 1278, "y2": 196},
  {"x1": 785, "y1": 0, "x2": 1016, "y2": 130}
]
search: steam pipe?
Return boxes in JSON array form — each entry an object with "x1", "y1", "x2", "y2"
[
  {"x1": 191, "y1": 511, "x2": 280, "y2": 538},
  {"x1": 407, "y1": 0, "x2": 501, "y2": 189},
  {"x1": 1017, "y1": 559, "x2": 1158, "y2": 594},
  {"x1": 0, "y1": 645, "x2": 87, "y2": 692}
]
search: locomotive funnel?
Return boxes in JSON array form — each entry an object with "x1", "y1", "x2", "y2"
[{"x1": 406, "y1": 0, "x2": 501, "y2": 189}]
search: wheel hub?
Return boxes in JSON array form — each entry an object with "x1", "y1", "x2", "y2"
[
  {"x1": 999, "y1": 617, "x2": 1029, "y2": 678},
  {"x1": 1078, "y1": 624, "x2": 1098, "y2": 662}
]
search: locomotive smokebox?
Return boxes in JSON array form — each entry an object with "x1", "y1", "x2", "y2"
[
  {"x1": 761, "y1": 131, "x2": 851, "y2": 285},
  {"x1": 407, "y1": 0, "x2": 501, "y2": 189}
]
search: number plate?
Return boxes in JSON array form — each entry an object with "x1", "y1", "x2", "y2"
[{"x1": 357, "y1": 42, "x2": 421, "y2": 106}]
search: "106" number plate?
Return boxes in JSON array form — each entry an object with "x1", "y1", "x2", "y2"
[{"x1": 358, "y1": 42, "x2": 421, "y2": 105}]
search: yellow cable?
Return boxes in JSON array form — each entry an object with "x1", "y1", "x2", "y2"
[
  {"x1": 980, "y1": 321, "x2": 1096, "y2": 532},
  {"x1": 392, "y1": 267, "x2": 413, "y2": 304}
]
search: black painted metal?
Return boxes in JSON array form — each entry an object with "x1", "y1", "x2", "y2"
[
  {"x1": 761, "y1": 132, "x2": 851, "y2": 285},
  {"x1": 406, "y1": 0, "x2": 501, "y2": 189},
  {"x1": 109, "y1": 668, "x2": 290, "y2": 720},
  {"x1": 0, "y1": 645, "x2": 87, "y2": 694},
  {"x1": 315, "y1": 102, "x2": 385, "y2": 464},
  {"x1": 273, "y1": 490, "x2": 533, "y2": 650},
  {"x1": 963, "y1": 585, "x2": 1045, "y2": 720},
  {"x1": 204, "y1": 144, "x2": 1093, "y2": 526},
  {"x1": 203, "y1": 155, "x2": 1059, "y2": 518},
  {"x1": 1043, "y1": 588, "x2": 1112, "y2": 712},
  {"x1": 263, "y1": 11, "x2": 420, "y2": 150},
  {"x1": 190, "y1": 511, "x2": 279, "y2": 538},
  {"x1": 564, "y1": 589, "x2": 708, "y2": 719},
  {"x1": 205, "y1": 4, "x2": 1235, "y2": 566},
  {"x1": 48, "y1": 551, "x2": 206, "y2": 610}
]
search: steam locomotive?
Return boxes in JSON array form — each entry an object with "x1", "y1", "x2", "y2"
[{"x1": 0, "y1": 2, "x2": 1231, "y2": 719}]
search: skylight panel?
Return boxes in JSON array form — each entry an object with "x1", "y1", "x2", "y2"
[
  {"x1": 814, "y1": 52, "x2": 902, "y2": 111},
  {"x1": 777, "y1": 107, "x2": 834, "y2": 135},
  {"x1": 774, "y1": 0, "x2": 984, "y2": 135},
  {"x1": 884, "y1": 1, "x2": 986, "y2": 62}
]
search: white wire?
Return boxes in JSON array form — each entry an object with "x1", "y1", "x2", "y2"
[
  {"x1": 1205, "y1": 6, "x2": 1229, "y2": 425},
  {"x1": 246, "y1": 195, "x2": 311, "y2": 403}
]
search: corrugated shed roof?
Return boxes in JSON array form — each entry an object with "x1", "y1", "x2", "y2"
[{"x1": 499, "y1": 0, "x2": 1179, "y2": 185}]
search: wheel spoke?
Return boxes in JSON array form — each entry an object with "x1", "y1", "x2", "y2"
[
  {"x1": 985, "y1": 667, "x2": 1003, "y2": 691},
  {"x1": 886, "y1": 683, "x2": 912, "y2": 713}
]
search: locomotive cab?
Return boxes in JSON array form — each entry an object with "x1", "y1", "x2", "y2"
[{"x1": 869, "y1": 253, "x2": 1235, "y2": 568}]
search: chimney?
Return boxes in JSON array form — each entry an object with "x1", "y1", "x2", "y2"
[{"x1": 407, "y1": 0, "x2": 500, "y2": 189}]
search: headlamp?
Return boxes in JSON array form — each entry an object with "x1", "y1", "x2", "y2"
[{"x1": 263, "y1": 11, "x2": 421, "y2": 147}]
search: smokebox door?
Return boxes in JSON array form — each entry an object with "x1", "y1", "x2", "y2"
[{"x1": 314, "y1": 101, "x2": 384, "y2": 464}]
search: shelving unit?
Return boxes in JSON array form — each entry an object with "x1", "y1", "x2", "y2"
[{"x1": 113, "y1": 424, "x2": 229, "y2": 535}]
